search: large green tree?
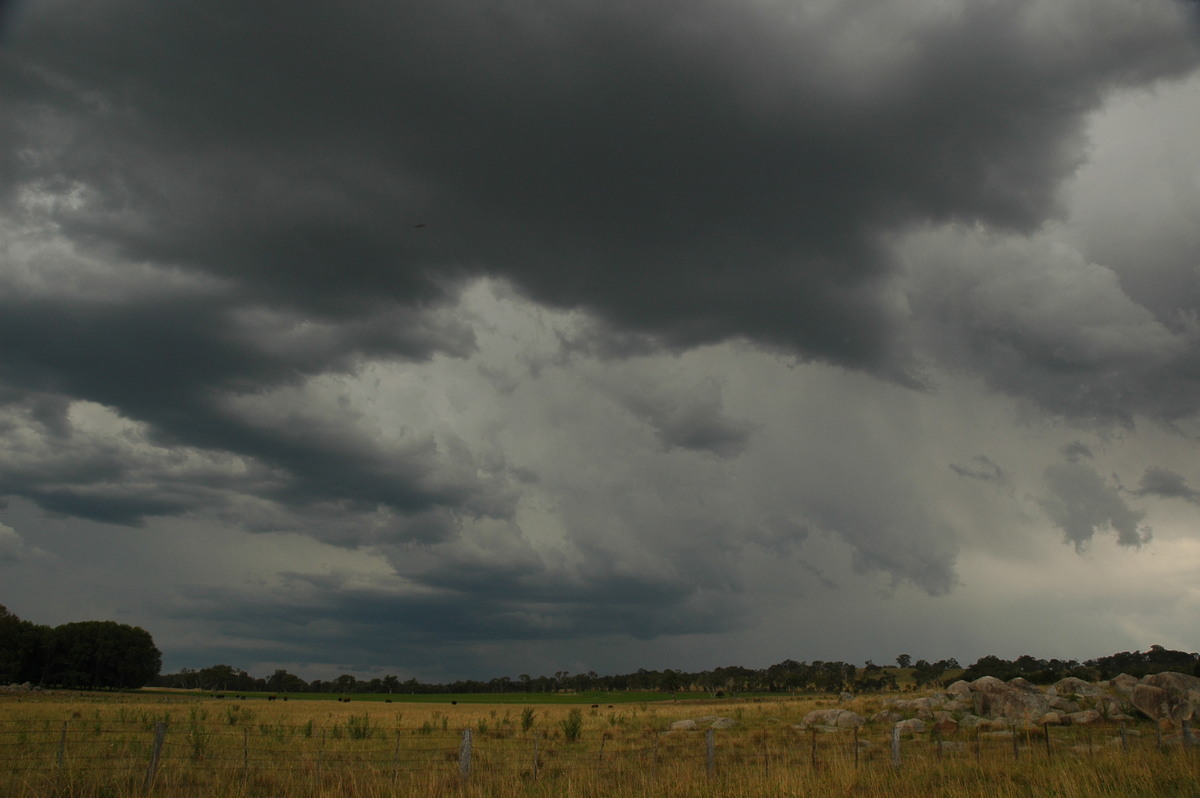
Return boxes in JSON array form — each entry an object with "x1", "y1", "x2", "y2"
[
  {"x1": 43, "y1": 620, "x2": 161, "y2": 689},
  {"x1": 0, "y1": 605, "x2": 48, "y2": 684}
]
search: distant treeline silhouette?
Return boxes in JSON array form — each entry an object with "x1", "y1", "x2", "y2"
[{"x1": 152, "y1": 646, "x2": 1200, "y2": 696}]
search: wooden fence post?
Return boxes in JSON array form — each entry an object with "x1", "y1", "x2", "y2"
[
  {"x1": 890, "y1": 724, "x2": 901, "y2": 769},
  {"x1": 706, "y1": 728, "x2": 715, "y2": 777},
  {"x1": 241, "y1": 727, "x2": 248, "y2": 784},
  {"x1": 531, "y1": 738, "x2": 539, "y2": 780},
  {"x1": 459, "y1": 728, "x2": 472, "y2": 779},
  {"x1": 1183, "y1": 720, "x2": 1194, "y2": 748},
  {"x1": 143, "y1": 721, "x2": 168, "y2": 793},
  {"x1": 392, "y1": 730, "x2": 401, "y2": 782},
  {"x1": 57, "y1": 721, "x2": 67, "y2": 770}
]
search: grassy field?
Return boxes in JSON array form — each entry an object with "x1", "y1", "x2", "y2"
[
  {"x1": 141, "y1": 689, "x2": 679, "y2": 705},
  {"x1": 2, "y1": 689, "x2": 1197, "y2": 797}
]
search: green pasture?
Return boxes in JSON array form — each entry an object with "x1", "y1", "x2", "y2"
[{"x1": 139, "y1": 689, "x2": 698, "y2": 705}]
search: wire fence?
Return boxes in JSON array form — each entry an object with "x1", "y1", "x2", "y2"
[{"x1": 1, "y1": 714, "x2": 1197, "y2": 796}]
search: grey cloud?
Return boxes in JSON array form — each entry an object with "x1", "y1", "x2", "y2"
[
  {"x1": 1060, "y1": 441, "x2": 1095, "y2": 462},
  {"x1": 5, "y1": 0, "x2": 1198, "y2": 380},
  {"x1": 949, "y1": 455, "x2": 1009, "y2": 485},
  {"x1": 1037, "y1": 461, "x2": 1150, "y2": 551},
  {"x1": 0, "y1": 523, "x2": 40, "y2": 564},
  {"x1": 1131, "y1": 466, "x2": 1200, "y2": 503},
  {"x1": 0, "y1": 286, "x2": 500, "y2": 531},
  {"x1": 747, "y1": 515, "x2": 810, "y2": 556},
  {"x1": 801, "y1": 494, "x2": 960, "y2": 596},
  {"x1": 906, "y1": 225, "x2": 1199, "y2": 424},
  {"x1": 1, "y1": 0, "x2": 1200, "y2": 678},
  {"x1": 171, "y1": 565, "x2": 737, "y2": 671},
  {"x1": 615, "y1": 377, "x2": 754, "y2": 458},
  {"x1": 1, "y1": 0, "x2": 1197, "y2": 539}
]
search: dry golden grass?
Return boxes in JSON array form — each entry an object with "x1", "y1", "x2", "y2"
[{"x1": 2, "y1": 691, "x2": 1197, "y2": 797}]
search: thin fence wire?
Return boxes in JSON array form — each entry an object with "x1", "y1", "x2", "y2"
[{"x1": 1, "y1": 715, "x2": 1196, "y2": 794}]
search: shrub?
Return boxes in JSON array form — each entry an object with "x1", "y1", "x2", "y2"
[
  {"x1": 560, "y1": 708, "x2": 583, "y2": 742},
  {"x1": 346, "y1": 714, "x2": 373, "y2": 740}
]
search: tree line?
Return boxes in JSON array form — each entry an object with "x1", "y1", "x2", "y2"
[
  {"x1": 0, "y1": 605, "x2": 162, "y2": 689},
  {"x1": 153, "y1": 647, "x2": 1199, "y2": 697},
  {"x1": 5, "y1": 600, "x2": 1195, "y2": 695}
]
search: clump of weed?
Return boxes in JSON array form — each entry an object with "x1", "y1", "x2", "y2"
[
  {"x1": 347, "y1": 714, "x2": 374, "y2": 740},
  {"x1": 560, "y1": 708, "x2": 583, "y2": 743}
]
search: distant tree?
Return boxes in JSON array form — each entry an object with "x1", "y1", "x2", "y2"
[
  {"x1": 895, "y1": 654, "x2": 912, "y2": 669},
  {"x1": 43, "y1": 621, "x2": 160, "y2": 689},
  {"x1": 382, "y1": 675, "x2": 400, "y2": 694},
  {"x1": 195, "y1": 664, "x2": 257, "y2": 692},
  {"x1": 659, "y1": 669, "x2": 683, "y2": 693},
  {"x1": 960, "y1": 655, "x2": 1017, "y2": 682},
  {"x1": 911, "y1": 659, "x2": 945, "y2": 686},
  {"x1": 266, "y1": 669, "x2": 307, "y2": 693}
]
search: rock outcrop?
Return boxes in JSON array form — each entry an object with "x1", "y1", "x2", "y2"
[
  {"x1": 882, "y1": 671, "x2": 1199, "y2": 731},
  {"x1": 801, "y1": 709, "x2": 864, "y2": 729},
  {"x1": 669, "y1": 716, "x2": 736, "y2": 731},
  {"x1": 1131, "y1": 672, "x2": 1200, "y2": 725}
]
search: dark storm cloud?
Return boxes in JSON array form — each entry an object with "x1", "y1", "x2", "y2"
[
  {"x1": 1038, "y1": 461, "x2": 1149, "y2": 551},
  {"x1": 1131, "y1": 466, "x2": 1200, "y2": 503},
  {"x1": 0, "y1": 288, "x2": 500, "y2": 531},
  {"x1": 2, "y1": 0, "x2": 1197, "y2": 438},
  {"x1": 906, "y1": 223, "x2": 1200, "y2": 425},
  {"x1": 3, "y1": 0, "x2": 1200, "y2": 666},
  {"x1": 5, "y1": 0, "x2": 1199, "y2": 376},
  {"x1": 171, "y1": 566, "x2": 739, "y2": 674}
]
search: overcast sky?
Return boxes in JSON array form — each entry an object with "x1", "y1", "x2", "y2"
[{"x1": 3, "y1": 0, "x2": 1200, "y2": 683}]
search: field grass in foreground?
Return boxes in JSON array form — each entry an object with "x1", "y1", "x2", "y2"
[{"x1": 2, "y1": 691, "x2": 1197, "y2": 797}]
